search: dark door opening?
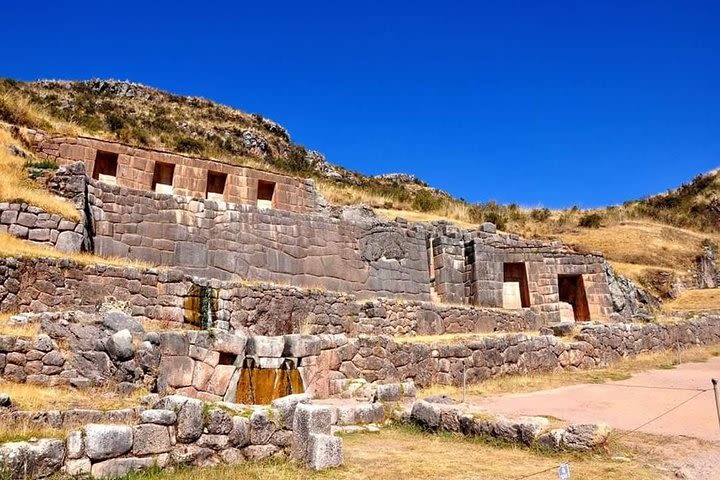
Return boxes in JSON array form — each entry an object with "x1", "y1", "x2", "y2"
[
  {"x1": 152, "y1": 162, "x2": 175, "y2": 193},
  {"x1": 256, "y1": 180, "x2": 276, "y2": 209},
  {"x1": 503, "y1": 262, "x2": 531, "y2": 307},
  {"x1": 206, "y1": 171, "x2": 227, "y2": 200},
  {"x1": 92, "y1": 151, "x2": 119, "y2": 183},
  {"x1": 558, "y1": 274, "x2": 590, "y2": 321}
]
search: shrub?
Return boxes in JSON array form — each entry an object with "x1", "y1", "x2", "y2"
[
  {"x1": 174, "y1": 137, "x2": 204, "y2": 154},
  {"x1": 484, "y1": 211, "x2": 507, "y2": 230},
  {"x1": 412, "y1": 190, "x2": 444, "y2": 212},
  {"x1": 578, "y1": 213, "x2": 603, "y2": 228},
  {"x1": 530, "y1": 207, "x2": 551, "y2": 222}
]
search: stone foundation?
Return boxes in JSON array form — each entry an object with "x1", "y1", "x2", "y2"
[
  {"x1": 0, "y1": 257, "x2": 537, "y2": 336},
  {"x1": 0, "y1": 394, "x2": 343, "y2": 478}
]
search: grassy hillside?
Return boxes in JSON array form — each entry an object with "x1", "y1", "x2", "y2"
[{"x1": 1, "y1": 77, "x2": 718, "y2": 296}]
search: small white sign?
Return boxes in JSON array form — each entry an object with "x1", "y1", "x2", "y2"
[{"x1": 558, "y1": 463, "x2": 571, "y2": 480}]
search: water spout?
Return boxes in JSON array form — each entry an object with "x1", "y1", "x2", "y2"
[{"x1": 236, "y1": 357, "x2": 305, "y2": 404}]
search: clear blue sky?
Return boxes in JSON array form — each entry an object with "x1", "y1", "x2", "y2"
[{"x1": 2, "y1": 1, "x2": 719, "y2": 208}]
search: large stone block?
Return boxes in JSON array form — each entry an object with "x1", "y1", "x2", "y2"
[
  {"x1": 91, "y1": 457, "x2": 155, "y2": 478},
  {"x1": 158, "y1": 356, "x2": 194, "y2": 388},
  {"x1": 84, "y1": 424, "x2": 133, "y2": 460},
  {"x1": 246, "y1": 336, "x2": 285, "y2": 357},
  {"x1": 291, "y1": 404, "x2": 332, "y2": 461},
  {"x1": 283, "y1": 335, "x2": 321, "y2": 357},
  {"x1": 132, "y1": 424, "x2": 172, "y2": 455},
  {"x1": 176, "y1": 398, "x2": 204, "y2": 443},
  {"x1": 307, "y1": 433, "x2": 343, "y2": 470}
]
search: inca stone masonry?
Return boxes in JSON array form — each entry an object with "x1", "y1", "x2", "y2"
[{"x1": 0, "y1": 131, "x2": 625, "y2": 326}]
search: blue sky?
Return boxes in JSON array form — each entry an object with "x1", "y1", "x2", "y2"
[{"x1": 2, "y1": 1, "x2": 718, "y2": 208}]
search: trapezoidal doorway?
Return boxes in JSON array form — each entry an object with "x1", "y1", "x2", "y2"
[
  {"x1": 557, "y1": 274, "x2": 590, "y2": 321},
  {"x1": 503, "y1": 262, "x2": 531, "y2": 308}
]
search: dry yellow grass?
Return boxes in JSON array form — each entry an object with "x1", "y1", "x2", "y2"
[
  {"x1": 0, "y1": 127, "x2": 81, "y2": 221},
  {"x1": 0, "y1": 231, "x2": 153, "y2": 268},
  {"x1": 0, "y1": 320, "x2": 40, "y2": 337},
  {"x1": 552, "y1": 220, "x2": 718, "y2": 282},
  {"x1": 420, "y1": 344, "x2": 720, "y2": 399},
  {"x1": 375, "y1": 208, "x2": 478, "y2": 229},
  {"x1": 663, "y1": 288, "x2": 720, "y2": 312},
  {"x1": 0, "y1": 381, "x2": 148, "y2": 412},
  {"x1": 0, "y1": 94, "x2": 82, "y2": 136},
  {"x1": 110, "y1": 425, "x2": 662, "y2": 480}
]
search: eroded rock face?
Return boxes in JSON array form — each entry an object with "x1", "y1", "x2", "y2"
[
  {"x1": 696, "y1": 246, "x2": 718, "y2": 289},
  {"x1": 604, "y1": 262, "x2": 656, "y2": 319}
]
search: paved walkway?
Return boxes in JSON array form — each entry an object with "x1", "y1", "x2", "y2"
[{"x1": 469, "y1": 357, "x2": 720, "y2": 442}]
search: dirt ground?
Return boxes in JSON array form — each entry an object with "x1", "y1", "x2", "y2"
[{"x1": 464, "y1": 357, "x2": 720, "y2": 479}]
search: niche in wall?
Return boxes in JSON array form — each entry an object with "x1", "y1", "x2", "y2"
[
  {"x1": 206, "y1": 171, "x2": 227, "y2": 201},
  {"x1": 92, "y1": 151, "x2": 119, "y2": 185},
  {"x1": 256, "y1": 180, "x2": 276, "y2": 210},
  {"x1": 152, "y1": 162, "x2": 175, "y2": 194}
]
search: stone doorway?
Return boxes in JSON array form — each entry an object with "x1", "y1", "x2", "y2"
[
  {"x1": 558, "y1": 274, "x2": 590, "y2": 321},
  {"x1": 503, "y1": 262, "x2": 530, "y2": 308}
]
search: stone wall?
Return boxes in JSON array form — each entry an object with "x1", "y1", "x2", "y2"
[
  {"x1": 427, "y1": 223, "x2": 615, "y2": 323},
  {"x1": 30, "y1": 132, "x2": 319, "y2": 213},
  {"x1": 0, "y1": 394, "x2": 343, "y2": 478},
  {"x1": 0, "y1": 257, "x2": 535, "y2": 336},
  {"x1": 333, "y1": 314, "x2": 720, "y2": 387},
  {"x1": 86, "y1": 178, "x2": 431, "y2": 299},
  {"x1": 0, "y1": 202, "x2": 85, "y2": 253},
  {"x1": 0, "y1": 331, "x2": 69, "y2": 385}
]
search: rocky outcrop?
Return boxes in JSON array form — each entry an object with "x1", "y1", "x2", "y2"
[
  {"x1": 604, "y1": 262, "x2": 657, "y2": 320},
  {"x1": 696, "y1": 245, "x2": 718, "y2": 289}
]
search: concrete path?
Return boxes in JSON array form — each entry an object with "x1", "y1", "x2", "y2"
[{"x1": 469, "y1": 357, "x2": 720, "y2": 442}]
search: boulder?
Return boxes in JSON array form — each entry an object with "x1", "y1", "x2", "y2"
[
  {"x1": 561, "y1": 423, "x2": 611, "y2": 451},
  {"x1": 55, "y1": 231, "x2": 84, "y2": 253},
  {"x1": 229, "y1": 416, "x2": 251, "y2": 447},
  {"x1": 66, "y1": 430, "x2": 84, "y2": 459},
  {"x1": 84, "y1": 424, "x2": 133, "y2": 460},
  {"x1": 176, "y1": 398, "x2": 204, "y2": 443},
  {"x1": 102, "y1": 311, "x2": 144, "y2": 334},
  {"x1": 249, "y1": 409, "x2": 277, "y2": 444},
  {"x1": 0, "y1": 439, "x2": 65, "y2": 479},
  {"x1": 0, "y1": 393, "x2": 11, "y2": 408},
  {"x1": 206, "y1": 408, "x2": 233, "y2": 435},
  {"x1": 242, "y1": 444, "x2": 280, "y2": 461},
  {"x1": 106, "y1": 329, "x2": 135, "y2": 361}
]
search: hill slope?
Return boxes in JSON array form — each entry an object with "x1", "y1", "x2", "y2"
[{"x1": 1, "y1": 76, "x2": 718, "y2": 297}]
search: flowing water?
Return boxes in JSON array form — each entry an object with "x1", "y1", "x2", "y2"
[{"x1": 236, "y1": 358, "x2": 305, "y2": 404}]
